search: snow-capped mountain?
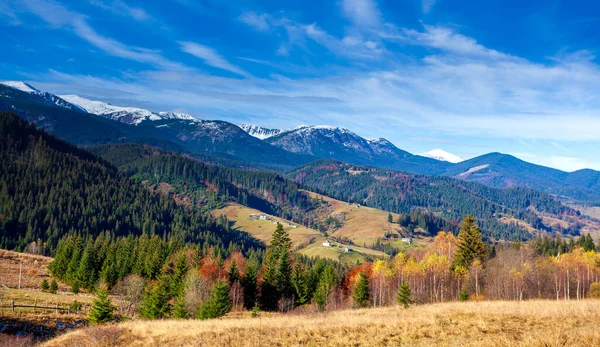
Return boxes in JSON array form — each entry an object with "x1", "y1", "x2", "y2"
[
  {"x1": 261, "y1": 125, "x2": 449, "y2": 174},
  {"x1": 0, "y1": 81, "x2": 85, "y2": 111},
  {"x1": 59, "y1": 95, "x2": 197, "y2": 125},
  {"x1": 423, "y1": 149, "x2": 463, "y2": 163},
  {"x1": 239, "y1": 124, "x2": 284, "y2": 140}
]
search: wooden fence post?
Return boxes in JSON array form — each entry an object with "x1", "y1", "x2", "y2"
[
  {"x1": 55, "y1": 303, "x2": 59, "y2": 314},
  {"x1": 11, "y1": 300, "x2": 14, "y2": 313},
  {"x1": 34, "y1": 299, "x2": 37, "y2": 313}
]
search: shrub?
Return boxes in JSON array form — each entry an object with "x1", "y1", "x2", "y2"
[
  {"x1": 49, "y1": 279, "x2": 58, "y2": 294},
  {"x1": 41, "y1": 279, "x2": 49, "y2": 292}
]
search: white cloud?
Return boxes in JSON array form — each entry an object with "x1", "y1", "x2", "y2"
[
  {"x1": 179, "y1": 42, "x2": 250, "y2": 77},
  {"x1": 238, "y1": 12, "x2": 270, "y2": 31},
  {"x1": 341, "y1": 0, "x2": 381, "y2": 27}
]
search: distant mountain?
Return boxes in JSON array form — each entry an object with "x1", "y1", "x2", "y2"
[
  {"x1": 424, "y1": 149, "x2": 463, "y2": 163},
  {"x1": 60, "y1": 94, "x2": 196, "y2": 125},
  {"x1": 0, "y1": 82, "x2": 315, "y2": 170},
  {"x1": 1, "y1": 81, "x2": 85, "y2": 112},
  {"x1": 444, "y1": 153, "x2": 600, "y2": 201},
  {"x1": 265, "y1": 125, "x2": 450, "y2": 175},
  {"x1": 288, "y1": 160, "x2": 586, "y2": 241},
  {"x1": 239, "y1": 124, "x2": 284, "y2": 139}
]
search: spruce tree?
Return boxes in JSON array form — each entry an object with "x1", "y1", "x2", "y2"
[
  {"x1": 453, "y1": 215, "x2": 487, "y2": 269},
  {"x1": 353, "y1": 273, "x2": 370, "y2": 308},
  {"x1": 88, "y1": 288, "x2": 114, "y2": 325},
  {"x1": 200, "y1": 281, "x2": 232, "y2": 320},
  {"x1": 173, "y1": 293, "x2": 189, "y2": 319},
  {"x1": 261, "y1": 223, "x2": 292, "y2": 310},
  {"x1": 228, "y1": 258, "x2": 239, "y2": 285},
  {"x1": 49, "y1": 279, "x2": 58, "y2": 294},
  {"x1": 396, "y1": 283, "x2": 412, "y2": 308},
  {"x1": 140, "y1": 280, "x2": 172, "y2": 319},
  {"x1": 313, "y1": 265, "x2": 336, "y2": 311},
  {"x1": 71, "y1": 281, "x2": 80, "y2": 294},
  {"x1": 241, "y1": 261, "x2": 258, "y2": 310}
]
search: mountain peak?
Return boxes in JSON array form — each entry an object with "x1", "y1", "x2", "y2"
[
  {"x1": 239, "y1": 124, "x2": 284, "y2": 139},
  {"x1": 423, "y1": 149, "x2": 463, "y2": 163},
  {"x1": 59, "y1": 94, "x2": 198, "y2": 125},
  {"x1": 0, "y1": 81, "x2": 41, "y2": 94}
]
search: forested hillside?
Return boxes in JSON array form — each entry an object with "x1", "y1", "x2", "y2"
[
  {"x1": 0, "y1": 112, "x2": 262, "y2": 254},
  {"x1": 289, "y1": 160, "x2": 582, "y2": 241},
  {"x1": 90, "y1": 144, "x2": 321, "y2": 224}
]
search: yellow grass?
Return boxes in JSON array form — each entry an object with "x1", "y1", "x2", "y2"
[
  {"x1": 42, "y1": 300, "x2": 600, "y2": 347},
  {"x1": 0, "y1": 249, "x2": 57, "y2": 290},
  {"x1": 212, "y1": 204, "x2": 321, "y2": 248},
  {"x1": 305, "y1": 191, "x2": 406, "y2": 247},
  {"x1": 297, "y1": 236, "x2": 387, "y2": 263}
]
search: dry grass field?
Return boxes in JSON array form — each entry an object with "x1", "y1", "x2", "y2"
[
  {"x1": 213, "y1": 203, "x2": 321, "y2": 248},
  {"x1": 304, "y1": 191, "x2": 406, "y2": 247},
  {"x1": 0, "y1": 249, "x2": 58, "y2": 290},
  {"x1": 297, "y1": 236, "x2": 387, "y2": 263},
  {"x1": 42, "y1": 300, "x2": 600, "y2": 347}
]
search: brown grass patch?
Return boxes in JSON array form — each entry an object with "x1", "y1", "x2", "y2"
[{"x1": 42, "y1": 300, "x2": 600, "y2": 347}]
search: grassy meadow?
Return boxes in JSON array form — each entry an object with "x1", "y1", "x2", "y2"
[{"x1": 41, "y1": 300, "x2": 600, "y2": 347}]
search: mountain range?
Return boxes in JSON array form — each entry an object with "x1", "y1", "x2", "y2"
[{"x1": 2, "y1": 80, "x2": 600, "y2": 202}]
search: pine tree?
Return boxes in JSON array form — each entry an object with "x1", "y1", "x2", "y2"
[
  {"x1": 388, "y1": 213, "x2": 393, "y2": 223},
  {"x1": 242, "y1": 261, "x2": 258, "y2": 310},
  {"x1": 313, "y1": 265, "x2": 336, "y2": 311},
  {"x1": 41, "y1": 279, "x2": 49, "y2": 292},
  {"x1": 261, "y1": 223, "x2": 292, "y2": 310},
  {"x1": 173, "y1": 293, "x2": 189, "y2": 319},
  {"x1": 71, "y1": 281, "x2": 80, "y2": 294},
  {"x1": 228, "y1": 258, "x2": 239, "y2": 285},
  {"x1": 453, "y1": 215, "x2": 487, "y2": 269},
  {"x1": 140, "y1": 279, "x2": 172, "y2": 319},
  {"x1": 49, "y1": 279, "x2": 58, "y2": 294},
  {"x1": 353, "y1": 273, "x2": 370, "y2": 308},
  {"x1": 88, "y1": 288, "x2": 114, "y2": 325},
  {"x1": 200, "y1": 281, "x2": 232, "y2": 320},
  {"x1": 396, "y1": 283, "x2": 412, "y2": 309}
]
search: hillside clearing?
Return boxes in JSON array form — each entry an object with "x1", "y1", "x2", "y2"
[
  {"x1": 212, "y1": 204, "x2": 321, "y2": 248},
  {"x1": 297, "y1": 236, "x2": 387, "y2": 263},
  {"x1": 42, "y1": 300, "x2": 600, "y2": 347},
  {"x1": 304, "y1": 191, "x2": 406, "y2": 247}
]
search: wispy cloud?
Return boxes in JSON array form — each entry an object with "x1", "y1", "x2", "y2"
[
  {"x1": 21, "y1": 0, "x2": 181, "y2": 69},
  {"x1": 341, "y1": 0, "x2": 381, "y2": 28},
  {"x1": 179, "y1": 42, "x2": 250, "y2": 77},
  {"x1": 89, "y1": 0, "x2": 151, "y2": 22},
  {"x1": 238, "y1": 12, "x2": 270, "y2": 31}
]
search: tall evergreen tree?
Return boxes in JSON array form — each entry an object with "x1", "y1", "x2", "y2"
[
  {"x1": 140, "y1": 279, "x2": 172, "y2": 319},
  {"x1": 353, "y1": 273, "x2": 370, "y2": 308},
  {"x1": 453, "y1": 215, "x2": 487, "y2": 269},
  {"x1": 397, "y1": 283, "x2": 413, "y2": 309},
  {"x1": 242, "y1": 260, "x2": 259, "y2": 310},
  {"x1": 88, "y1": 288, "x2": 114, "y2": 325},
  {"x1": 200, "y1": 281, "x2": 232, "y2": 320}
]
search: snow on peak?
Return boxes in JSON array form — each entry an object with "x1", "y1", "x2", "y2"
[
  {"x1": 423, "y1": 149, "x2": 463, "y2": 163},
  {"x1": 59, "y1": 95, "x2": 197, "y2": 125},
  {"x1": 239, "y1": 124, "x2": 283, "y2": 139},
  {"x1": 158, "y1": 111, "x2": 197, "y2": 121},
  {"x1": 0, "y1": 81, "x2": 41, "y2": 94}
]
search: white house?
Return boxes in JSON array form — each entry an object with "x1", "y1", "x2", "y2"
[
  {"x1": 322, "y1": 240, "x2": 332, "y2": 247},
  {"x1": 259, "y1": 215, "x2": 268, "y2": 220},
  {"x1": 401, "y1": 238, "x2": 413, "y2": 244}
]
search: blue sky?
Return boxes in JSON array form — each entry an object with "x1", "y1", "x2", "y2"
[{"x1": 2, "y1": 0, "x2": 600, "y2": 171}]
